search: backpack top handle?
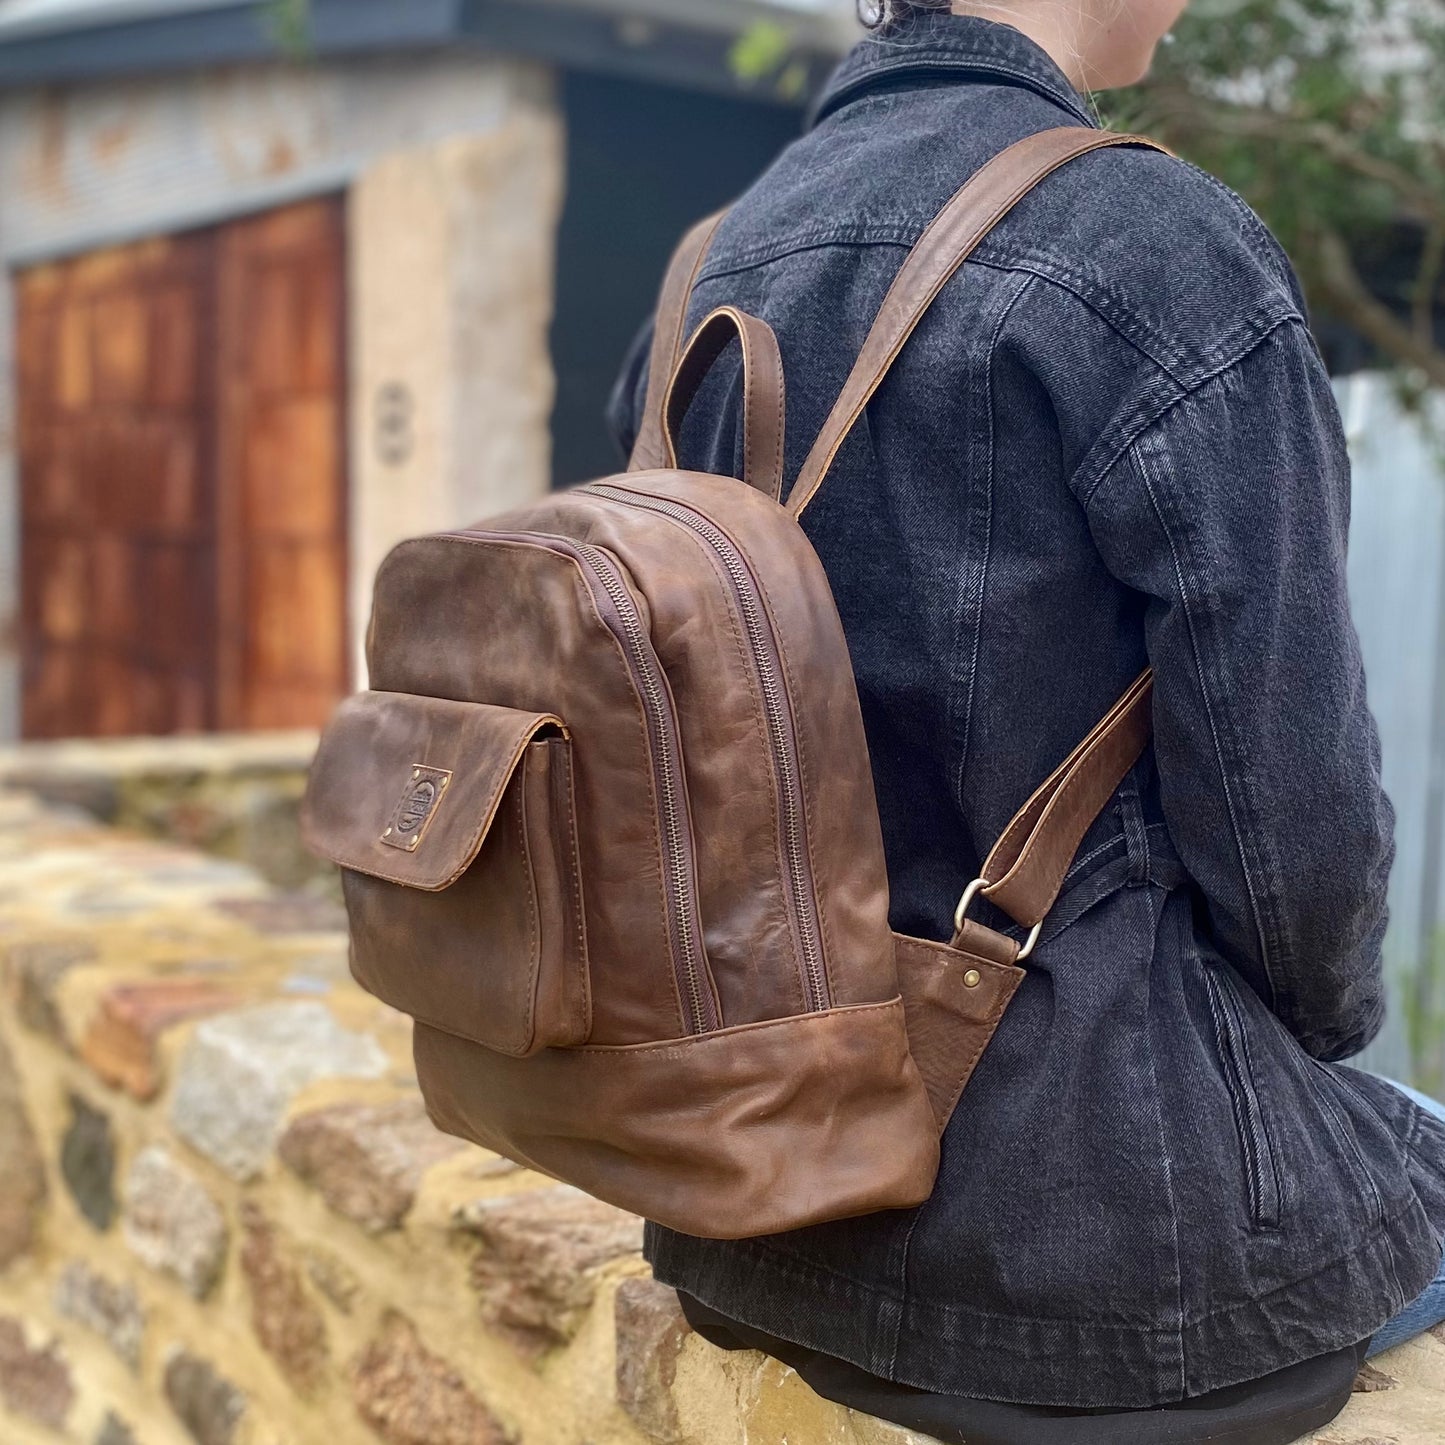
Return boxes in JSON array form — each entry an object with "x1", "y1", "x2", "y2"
[
  {"x1": 660, "y1": 305, "x2": 787, "y2": 504},
  {"x1": 630, "y1": 128, "x2": 1170, "y2": 519}
]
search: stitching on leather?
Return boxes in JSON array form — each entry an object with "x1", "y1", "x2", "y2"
[
  {"x1": 514, "y1": 777, "x2": 542, "y2": 1056},
  {"x1": 898, "y1": 936, "x2": 1023, "y2": 1128},
  {"x1": 555, "y1": 743, "x2": 591, "y2": 1041},
  {"x1": 769, "y1": 335, "x2": 787, "y2": 503},
  {"x1": 640, "y1": 216, "x2": 724, "y2": 466},
  {"x1": 323, "y1": 709, "x2": 551, "y2": 889},
  {"x1": 736, "y1": 530, "x2": 838, "y2": 991},
  {"x1": 572, "y1": 996, "x2": 905, "y2": 1058},
  {"x1": 436, "y1": 532, "x2": 685, "y2": 1037},
  {"x1": 936, "y1": 970, "x2": 1023, "y2": 1128}
]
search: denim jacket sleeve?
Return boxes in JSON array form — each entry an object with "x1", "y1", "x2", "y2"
[{"x1": 1082, "y1": 317, "x2": 1395, "y2": 1061}]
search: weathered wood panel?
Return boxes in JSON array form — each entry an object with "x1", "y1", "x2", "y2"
[
  {"x1": 17, "y1": 232, "x2": 218, "y2": 738},
  {"x1": 215, "y1": 198, "x2": 348, "y2": 732},
  {"x1": 15, "y1": 198, "x2": 347, "y2": 740}
]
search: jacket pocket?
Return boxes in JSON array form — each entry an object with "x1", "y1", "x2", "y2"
[
  {"x1": 1202, "y1": 964, "x2": 1283, "y2": 1228},
  {"x1": 302, "y1": 690, "x2": 590, "y2": 1056}
]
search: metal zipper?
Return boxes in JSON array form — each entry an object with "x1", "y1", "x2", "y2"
[
  {"x1": 444, "y1": 528, "x2": 718, "y2": 1034},
  {"x1": 583, "y1": 484, "x2": 831, "y2": 1014}
]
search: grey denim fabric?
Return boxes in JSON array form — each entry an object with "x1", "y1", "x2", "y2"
[{"x1": 607, "y1": 13, "x2": 1445, "y2": 1410}]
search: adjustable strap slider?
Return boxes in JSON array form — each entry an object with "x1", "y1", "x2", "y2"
[{"x1": 953, "y1": 877, "x2": 1043, "y2": 961}]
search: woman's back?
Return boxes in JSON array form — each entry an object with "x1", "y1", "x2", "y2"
[{"x1": 612, "y1": 12, "x2": 1445, "y2": 1412}]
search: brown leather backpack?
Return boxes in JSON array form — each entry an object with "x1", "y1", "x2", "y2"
[{"x1": 303, "y1": 129, "x2": 1160, "y2": 1239}]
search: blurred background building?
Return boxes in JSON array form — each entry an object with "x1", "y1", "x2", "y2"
[{"x1": 0, "y1": 0, "x2": 853, "y2": 743}]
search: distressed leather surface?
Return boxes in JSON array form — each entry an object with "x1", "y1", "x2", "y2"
[
  {"x1": 415, "y1": 996, "x2": 940, "y2": 1237},
  {"x1": 304, "y1": 691, "x2": 588, "y2": 1058}
]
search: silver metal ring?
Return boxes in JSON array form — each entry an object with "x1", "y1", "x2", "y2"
[{"x1": 953, "y1": 877, "x2": 1044, "y2": 962}]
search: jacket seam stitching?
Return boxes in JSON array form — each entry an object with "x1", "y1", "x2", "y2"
[
  {"x1": 1145, "y1": 884, "x2": 1187, "y2": 1391},
  {"x1": 730, "y1": 1201, "x2": 1418, "y2": 1329},
  {"x1": 1093, "y1": 359, "x2": 1294, "y2": 1012},
  {"x1": 953, "y1": 270, "x2": 1039, "y2": 830},
  {"x1": 1075, "y1": 315, "x2": 1300, "y2": 509}
]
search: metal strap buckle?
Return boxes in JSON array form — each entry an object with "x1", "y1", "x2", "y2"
[{"x1": 953, "y1": 878, "x2": 1043, "y2": 962}]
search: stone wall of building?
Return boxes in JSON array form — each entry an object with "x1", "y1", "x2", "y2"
[{"x1": 0, "y1": 778, "x2": 1440, "y2": 1444}]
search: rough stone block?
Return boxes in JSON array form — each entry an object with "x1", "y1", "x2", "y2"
[
  {"x1": 164, "y1": 1349, "x2": 247, "y2": 1445},
  {"x1": 0, "y1": 1315, "x2": 75, "y2": 1431},
  {"x1": 616, "y1": 1277, "x2": 692, "y2": 1444},
  {"x1": 239, "y1": 1203, "x2": 328, "y2": 1392},
  {"x1": 453, "y1": 1185, "x2": 644, "y2": 1354},
  {"x1": 95, "y1": 1410, "x2": 139, "y2": 1445},
  {"x1": 53, "y1": 1259, "x2": 145, "y2": 1370},
  {"x1": 60, "y1": 1092, "x2": 116, "y2": 1231},
  {"x1": 4, "y1": 937, "x2": 96, "y2": 1043},
  {"x1": 278, "y1": 1096, "x2": 465, "y2": 1232},
  {"x1": 80, "y1": 977, "x2": 241, "y2": 1100},
  {"x1": 0, "y1": 1031, "x2": 46, "y2": 1267},
  {"x1": 1354, "y1": 1362, "x2": 1399, "y2": 1393},
  {"x1": 169, "y1": 1001, "x2": 387, "y2": 1180},
  {"x1": 122, "y1": 1145, "x2": 228, "y2": 1299},
  {"x1": 304, "y1": 1246, "x2": 363, "y2": 1314},
  {"x1": 351, "y1": 1311, "x2": 508, "y2": 1445}
]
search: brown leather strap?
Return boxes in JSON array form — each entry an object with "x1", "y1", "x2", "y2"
[
  {"x1": 966, "y1": 670, "x2": 1155, "y2": 940},
  {"x1": 661, "y1": 306, "x2": 787, "y2": 503},
  {"x1": 788, "y1": 129, "x2": 1169, "y2": 519},
  {"x1": 630, "y1": 210, "x2": 727, "y2": 473}
]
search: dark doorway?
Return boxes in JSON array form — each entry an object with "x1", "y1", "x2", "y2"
[{"x1": 550, "y1": 69, "x2": 803, "y2": 487}]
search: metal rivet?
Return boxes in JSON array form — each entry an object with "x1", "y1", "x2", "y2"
[
  {"x1": 963, "y1": 969, "x2": 982, "y2": 988},
  {"x1": 412, "y1": 768, "x2": 421, "y2": 779},
  {"x1": 382, "y1": 828, "x2": 392, "y2": 837}
]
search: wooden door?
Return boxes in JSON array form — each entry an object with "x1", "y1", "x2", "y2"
[
  {"x1": 15, "y1": 198, "x2": 347, "y2": 739},
  {"x1": 17, "y1": 235, "x2": 219, "y2": 737},
  {"x1": 215, "y1": 200, "x2": 348, "y2": 731}
]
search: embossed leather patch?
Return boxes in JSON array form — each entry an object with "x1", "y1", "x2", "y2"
[{"x1": 381, "y1": 765, "x2": 453, "y2": 852}]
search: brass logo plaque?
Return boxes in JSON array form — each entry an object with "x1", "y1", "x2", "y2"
[{"x1": 381, "y1": 765, "x2": 453, "y2": 852}]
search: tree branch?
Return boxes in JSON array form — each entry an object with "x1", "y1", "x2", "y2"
[
  {"x1": 1140, "y1": 89, "x2": 1445, "y2": 228},
  {"x1": 1310, "y1": 228, "x2": 1445, "y2": 389},
  {"x1": 1416, "y1": 222, "x2": 1445, "y2": 346}
]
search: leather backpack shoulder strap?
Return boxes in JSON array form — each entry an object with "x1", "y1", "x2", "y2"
[
  {"x1": 956, "y1": 670, "x2": 1154, "y2": 946},
  {"x1": 788, "y1": 128, "x2": 1169, "y2": 519},
  {"x1": 629, "y1": 210, "x2": 727, "y2": 473}
]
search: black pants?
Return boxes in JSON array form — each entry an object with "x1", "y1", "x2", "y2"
[{"x1": 677, "y1": 1293, "x2": 1364, "y2": 1445}]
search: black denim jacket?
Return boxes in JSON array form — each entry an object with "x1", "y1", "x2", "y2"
[{"x1": 609, "y1": 14, "x2": 1445, "y2": 1410}]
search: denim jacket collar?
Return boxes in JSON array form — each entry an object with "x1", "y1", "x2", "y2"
[{"x1": 810, "y1": 14, "x2": 1100, "y2": 131}]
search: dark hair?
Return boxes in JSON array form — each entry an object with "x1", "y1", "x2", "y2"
[{"x1": 858, "y1": 0, "x2": 952, "y2": 27}]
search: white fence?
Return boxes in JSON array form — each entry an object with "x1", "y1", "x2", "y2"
[{"x1": 1339, "y1": 372, "x2": 1445, "y2": 1085}]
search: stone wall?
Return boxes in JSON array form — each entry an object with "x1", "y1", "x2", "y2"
[
  {"x1": 0, "y1": 784, "x2": 1441, "y2": 1444},
  {"x1": 0, "y1": 734, "x2": 323, "y2": 890}
]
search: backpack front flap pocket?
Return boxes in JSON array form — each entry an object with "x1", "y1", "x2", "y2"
[{"x1": 302, "y1": 690, "x2": 589, "y2": 1056}]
